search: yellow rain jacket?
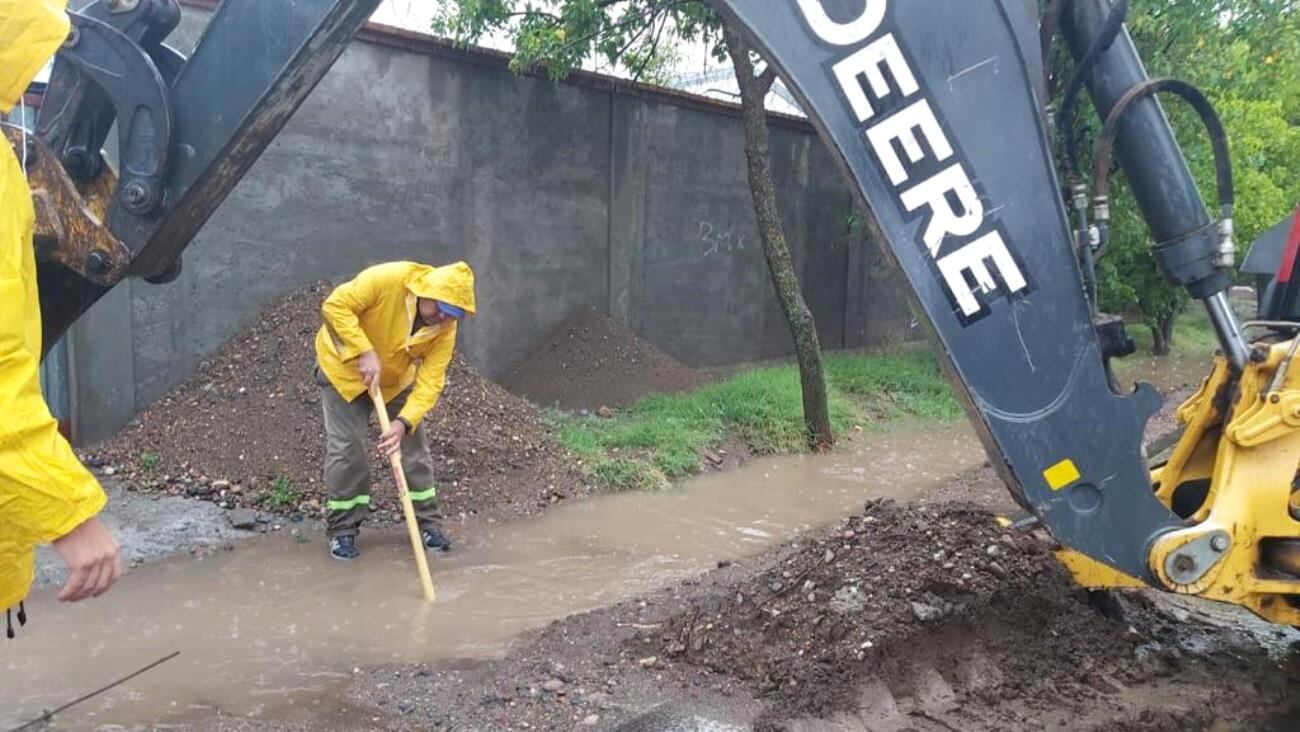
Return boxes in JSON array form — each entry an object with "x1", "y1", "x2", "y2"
[
  {"x1": 315, "y1": 261, "x2": 476, "y2": 427},
  {"x1": 1, "y1": 0, "x2": 107, "y2": 613}
]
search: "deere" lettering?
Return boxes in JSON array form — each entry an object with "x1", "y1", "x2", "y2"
[{"x1": 795, "y1": 0, "x2": 1030, "y2": 323}]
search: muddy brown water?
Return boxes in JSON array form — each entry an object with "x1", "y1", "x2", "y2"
[{"x1": 2, "y1": 424, "x2": 982, "y2": 730}]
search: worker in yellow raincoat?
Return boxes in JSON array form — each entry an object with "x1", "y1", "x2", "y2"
[
  {"x1": 315, "y1": 260, "x2": 476, "y2": 560},
  {"x1": 2, "y1": 0, "x2": 121, "y2": 639}
]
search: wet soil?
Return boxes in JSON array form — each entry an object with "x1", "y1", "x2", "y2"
[
  {"x1": 502, "y1": 307, "x2": 706, "y2": 410},
  {"x1": 82, "y1": 283, "x2": 589, "y2": 525},
  {"x1": 339, "y1": 500, "x2": 1296, "y2": 732},
  {"x1": 320, "y1": 391, "x2": 1297, "y2": 732}
]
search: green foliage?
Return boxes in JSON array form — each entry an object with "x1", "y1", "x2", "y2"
[
  {"x1": 560, "y1": 364, "x2": 838, "y2": 487},
  {"x1": 559, "y1": 352, "x2": 958, "y2": 491},
  {"x1": 431, "y1": 0, "x2": 722, "y2": 82},
  {"x1": 1080, "y1": 0, "x2": 1300, "y2": 352},
  {"x1": 268, "y1": 476, "x2": 298, "y2": 509},
  {"x1": 139, "y1": 451, "x2": 159, "y2": 471}
]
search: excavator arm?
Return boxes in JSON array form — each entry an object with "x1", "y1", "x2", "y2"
[
  {"x1": 12, "y1": 0, "x2": 382, "y2": 353},
  {"x1": 14, "y1": 0, "x2": 1300, "y2": 624},
  {"x1": 714, "y1": 0, "x2": 1300, "y2": 625}
]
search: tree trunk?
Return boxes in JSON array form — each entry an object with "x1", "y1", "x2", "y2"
[
  {"x1": 1149, "y1": 317, "x2": 1173, "y2": 356},
  {"x1": 1150, "y1": 313, "x2": 1175, "y2": 356},
  {"x1": 724, "y1": 24, "x2": 834, "y2": 451}
]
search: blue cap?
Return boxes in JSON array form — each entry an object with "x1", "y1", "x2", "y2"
[{"x1": 436, "y1": 301, "x2": 466, "y2": 319}]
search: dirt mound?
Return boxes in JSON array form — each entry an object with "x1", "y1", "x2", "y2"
[
  {"x1": 502, "y1": 307, "x2": 704, "y2": 410},
  {"x1": 339, "y1": 496, "x2": 1293, "y2": 732},
  {"x1": 83, "y1": 283, "x2": 588, "y2": 523},
  {"x1": 643, "y1": 500, "x2": 1290, "y2": 730}
]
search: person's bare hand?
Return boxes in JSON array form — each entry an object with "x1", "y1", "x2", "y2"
[
  {"x1": 378, "y1": 420, "x2": 406, "y2": 457},
  {"x1": 358, "y1": 350, "x2": 381, "y2": 388},
  {"x1": 51, "y1": 517, "x2": 121, "y2": 602}
]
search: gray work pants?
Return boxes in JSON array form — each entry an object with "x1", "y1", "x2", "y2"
[{"x1": 316, "y1": 367, "x2": 441, "y2": 538}]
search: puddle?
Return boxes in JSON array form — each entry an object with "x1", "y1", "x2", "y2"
[{"x1": 1, "y1": 423, "x2": 981, "y2": 729}]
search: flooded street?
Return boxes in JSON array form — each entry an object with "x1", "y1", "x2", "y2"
[{"x1": 1, "y1": 424, "x2": 982, "y2": 729}]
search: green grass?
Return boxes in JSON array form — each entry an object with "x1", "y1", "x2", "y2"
[
  {"x1": 590, "y1": 458, "x2": 673, "y2": 492},
  {"x1": 139, "y1": 451, "x2": 159, "y2": 472},
  {"x1": 559, "y1": 351, "x2": 959, "y2": 492},
  {"x1": 1113, "y1": 309, "x2": 1222, "y2": 390},
  {"x1": 1125, "y1": 309, "x2": 1219, "y2": 357},
  {"x1": 824, "y1": 351, "x2": 962, "y2": 421}
]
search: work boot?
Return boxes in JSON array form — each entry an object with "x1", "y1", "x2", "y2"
[
  {"x1": 420, "y1": 526, "x2": 452, "y2": 552},
  {"x1": 329, "y1": 535, "x2": 359, "y2": 560}
]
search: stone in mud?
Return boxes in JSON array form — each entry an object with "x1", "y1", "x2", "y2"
[
  {"x1": 583, "y1": 714, "x2": 600, "y2": 726},
  {"x1": 543, "y1": 678, "x2": 566, "y2": 693},
  {"x1": 911, "y1": 601, "x2": 945, "y2": 622},
  {"x1": 227, "y1": 508, "x2": 259, "y2": 530},
  {"x1": 830, "y1": 586, "x2": 864, "y2": 614},
  {"x1": 586, "y1": 691, "x2": 612, "y2": 708}
]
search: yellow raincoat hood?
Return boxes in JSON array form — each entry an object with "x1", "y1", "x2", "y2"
[
  {"x1": 408, "y1": 261, "x2": 477, "y2": 316},
  {"x1": 2, "y1": 0, "x2": 106, "y2": 619}
]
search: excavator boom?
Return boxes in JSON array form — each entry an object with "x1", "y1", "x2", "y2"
[
  {"x1": 716, "y1": 0, "x2": 1179, "y2": 580},
  {"x1": 713, "y1": 0, "x2": 1299, "y2": 624}
]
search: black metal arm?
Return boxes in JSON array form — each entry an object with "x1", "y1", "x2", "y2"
[{"x1": 35, "y1": 0, "x2": 383, "y2": 353}]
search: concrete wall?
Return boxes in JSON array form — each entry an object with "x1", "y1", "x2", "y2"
[{"x1": 68, "y1": 5, "x2": 914, "y2": 445}]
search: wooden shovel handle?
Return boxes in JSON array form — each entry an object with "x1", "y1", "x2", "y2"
[{"x1": 369, "y1": 384, "x2": 436, "y2": 602}]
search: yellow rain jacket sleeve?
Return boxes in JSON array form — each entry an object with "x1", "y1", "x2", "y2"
[
  {"x1": 397, "y1": 324, "x2": 456, "y2": 428},
  {"x1": 315, "y1": 261, "x2": 476, "y2": 427},
  {"x1": 1, "y1": 0, "x2": 106, "y2": 612}
]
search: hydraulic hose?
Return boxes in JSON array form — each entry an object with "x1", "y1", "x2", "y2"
[
  {"x1": 1056, "y1": 0, "x2": 1130, "y2": 181},
  {"x1": 1090, "y1": 76, "x2": 1245, "y2": 368},
  {"x1": 1091, "y1": 78, "x2": 1235, "y2": 226}
]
